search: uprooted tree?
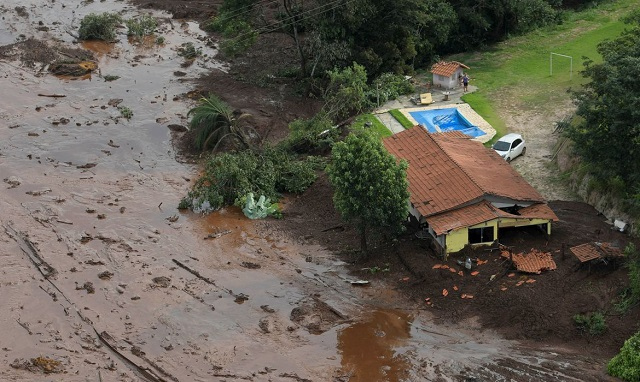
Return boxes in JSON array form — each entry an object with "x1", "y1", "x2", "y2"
[{"x1": 327, "y1": 129, "x2": 409, "y2": 253}]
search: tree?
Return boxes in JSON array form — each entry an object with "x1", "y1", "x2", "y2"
[
  {"x1": 312, "y1": 0, "x2": 457, "y2": 78},
  {"x1": 608, "y1": 330, "x2": 640, "y2": 381},
  {"x1": 566, "y1": 11, "x2": 640, "y2": 207},
  {"x1": 323, "y1": 62, "x2": 369, "y2": 121},
  {"x1": 187, "y1": 95, "x2": 253, "y2": 151},
  {"x1": 327, "y1": 130, "x2": 409, "y2": 252}
]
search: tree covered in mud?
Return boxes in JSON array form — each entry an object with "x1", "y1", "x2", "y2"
[{"x1": 327, "y1": 129, "x2": 409, "y2": 252}]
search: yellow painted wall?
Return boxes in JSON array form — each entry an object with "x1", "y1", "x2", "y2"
[
  {"x1": 445, "y1": 227, "x2": 469, "y2": 253},
  {"x1": 443, "y1": 218, "x2": 551, "y2": 253}
]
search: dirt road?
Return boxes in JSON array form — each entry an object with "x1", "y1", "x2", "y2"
[{"x1": 0, "y1": 1, "x2": 626, "y2": 381}]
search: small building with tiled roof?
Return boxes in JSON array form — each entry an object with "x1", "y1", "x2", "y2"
[
  {"x1": 430, "y1": 61, "x2": 469, "y2": 89},
  {"x1": 383, "y1": 128, "x2": 558, "y2": 255}
]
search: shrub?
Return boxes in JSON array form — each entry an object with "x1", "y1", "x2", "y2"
[
  {"x1": 178, "y1": 42, "x2": 201, "y2": 59},
  {"x1": 204, "y1": 15, "x2": 257, "y2": 57},
  {"x1": 103, "y1": 75, "x2": 120, "y2": 82},
  {"x1": 367, "y1": 73, "x2": 414, "y2": 107},
  {"x1": 118, "y1": 106, "x2": 133, "y2": 119},
  {"x1": 626, "y1": 243, "x2": 640, "y2": 302},
  {"x1": 125, "y1": 14, "x2": 157, "y2": 39},
  {"x1": 78, "y1": 13, "x2": 122, "y2": 41},
  {"x1": 608, "y1": 330, "x2": 640, "y2": 381},
  {"x1": 281, "y1": 113, "x2": 337, "y2": 154},
  {"x1": 573, "y1": 312, "x2": 607, "y2": 335},
  {"x1": 179, "y1": 148, "x2": 320, "y2": 213}
]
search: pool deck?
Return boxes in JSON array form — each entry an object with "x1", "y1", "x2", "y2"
[{"x1": 373, "y1": 85, "x2": 496, "y2": 144}]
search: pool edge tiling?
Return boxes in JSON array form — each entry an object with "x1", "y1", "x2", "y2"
[{"x1": 400, "y1": 104, "x2": 496, "y2": 144}]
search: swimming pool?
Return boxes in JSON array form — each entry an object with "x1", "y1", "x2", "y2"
[{"x1": 409, "y1": 107, "x2": 486, "y2": 138}]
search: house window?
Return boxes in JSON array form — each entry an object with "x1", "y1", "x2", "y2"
[{"x1": 468, "y1": 226, "x2": 494, "y2": 244}]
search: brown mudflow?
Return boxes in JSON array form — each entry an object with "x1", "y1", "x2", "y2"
[{"x1": 0, "y1": 1, "x2": 637, "y2": 381}]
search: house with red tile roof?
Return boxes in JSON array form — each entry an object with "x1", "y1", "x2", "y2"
[
  {"x1": 383, "y1": 128, "x2": 558, "y2": 256},
  {"x1": 430, "y1": 61, "x2": 469, "y2": 89}
]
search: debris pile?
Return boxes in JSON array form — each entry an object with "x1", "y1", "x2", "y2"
[{"x1": 501, "y1": 248, "x2": 556, "y2": 274}]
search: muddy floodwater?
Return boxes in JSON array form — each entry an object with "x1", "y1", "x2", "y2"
[{"x1": 0, "y1": 1, "x2": 612, "y2": 381}]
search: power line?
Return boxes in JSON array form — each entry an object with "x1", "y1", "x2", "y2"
[
  {"x1": 214, "y1": 0, "x2": 282, "y2": 24},
  {"x1": 228, "y1": 0, "x2": 354, "y2": 46}
]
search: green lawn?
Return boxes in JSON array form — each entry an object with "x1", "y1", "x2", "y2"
[
  {"x1": 448, "y1": 0, "x2": 639, "y2": 143},
  {"x1": 352, "y1": 114, "x2": 392, "y2": 138}
]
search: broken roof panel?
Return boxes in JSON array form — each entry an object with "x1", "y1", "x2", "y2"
[
  {"x1": 428, "y1": 201, "x2": 497, "y2": 235},
  {"x1": 570, "y1": 242, "x2": 624, "y2": 263},
  {"x1": 501, "y1": 249, "x2": 557, "y2": 274},
  {"x1": 428, "y1": 201, "x2": 558, "y2": 235}
]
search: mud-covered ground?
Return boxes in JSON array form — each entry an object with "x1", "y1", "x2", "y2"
[{"x1": 1, "y1": 1, "x2": 638, "y2": 382}]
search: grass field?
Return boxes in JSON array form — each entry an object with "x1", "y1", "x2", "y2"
[{"x1": 450, "y1": 0, "x2": 640, "y2": 142}]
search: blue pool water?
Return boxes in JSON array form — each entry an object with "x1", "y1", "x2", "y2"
[{"x1": 409, "y1": 108, "x2": 486, "y2": 138}]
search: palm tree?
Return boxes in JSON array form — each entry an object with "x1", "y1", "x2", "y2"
[{"x1": 187, "y1": 95, "x2": 253, "y2": 151}]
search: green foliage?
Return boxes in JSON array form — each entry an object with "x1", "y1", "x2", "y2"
[
  {"x1": 368, "y1": 263, "x2": 390, "y2": 274},
  {"x1": 125, "y1": 15, "x2": 157, "y2": 39},
  {"x1": 103, "y1": 75, "x2": 120, "y2": 82},
  {"x1": 187, "y1": 95, "x2": 251, "y2": 151},
  {"x1": 179, "y1": 147, "x2": 319, "y2": 213},
  {"x1": 118, "y1": 106, "x2": 133, "y2": 120},
  {"x1": 626, "y1": 243, "x2": 640, "y2": 303},
  {"x1": 323, "y1": 62, "x2": 369, "y2": 121},
  {"x1": 242, "y1": 193, "x2": 280, "y2": 219},
  {"x1": 281, "y1": 113, "x2": 337, "y2": 154},
  {"x1": 608, "y1": 330, "x2": 640, "y2": 381},
  {"x1": 389, "y1": 109, "x2": 414, "y2": 129},
  {"x1": 565, "y1": 13, "x2": 640, "y2": 211},
  {"x1": 573, "y1": 312, "x2": 607, "y2": 335},
  {"x1": 204, "y1": 0, "x2": 257, "y2": 57},
  {"x1": 178, "y1": 42, "x2": 202, "y2": 59},
  {"x1": 155, "y1": 36, "x2": 165, "y2": 45},
  {"x1": 327, "y1": 130, "x2": 409, "y2": 252},
  {"x1": 367, "y1": 73, "x2": 414, "y2": 107},
  {"x1": 313, "y1": 0, "x2": 457, "y2": 77},
  {"x1": 218, "y1": 22, "x2": 258, "y2": 57},
  {"x1": 447, "y1": 1, "x2": 634, "y2": 148},
  {"x1": 78, "y1": 13, "x2": 122, "y2": 41}
]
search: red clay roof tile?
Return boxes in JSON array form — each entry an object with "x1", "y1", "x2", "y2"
[
  {"x1": 570, "y1": 242, "x2": 624, "y2": 263},
  {"x1": 383, "y1": 128, "x2": 550, "y2": 221},
  {"x1": 501, "y1": 249, "x2": 557, "y2": 274},
  {"x1": 430, "y1": 61, "x2": 470, "y2": 77},
  {"x1": 384, "y1": 128, "x2": 484, "y2": 217}
]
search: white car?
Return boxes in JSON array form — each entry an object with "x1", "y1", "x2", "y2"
[{"x1": 492, "y1": 133, "x2": 526, "y2": 162}]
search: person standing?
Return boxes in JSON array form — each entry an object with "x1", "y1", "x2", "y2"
[{"x1": 462, "y1": 73, "x2": 469, "y2": 92}]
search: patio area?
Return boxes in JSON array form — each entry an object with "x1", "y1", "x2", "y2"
[{"x1": 374, "y1": 83, "x2": 496, "y2": 143}]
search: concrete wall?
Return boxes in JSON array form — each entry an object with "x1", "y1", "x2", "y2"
[{"x1": 432, "y1": 68, "x2": 465, "y2": 89}]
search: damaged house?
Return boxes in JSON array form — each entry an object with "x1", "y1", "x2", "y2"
[{"x1": 383, "y1": 128, "x2": 558, "y2": 255}]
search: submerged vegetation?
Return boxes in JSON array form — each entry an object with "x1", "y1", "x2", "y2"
[
  {"x1": 178, "y1": 147, "x2": 323, "y2": 214},
  {"x1": 78, "y1": 13, "x2": 122, "y2": 41},
  {"x1": 125, "y1": 14, "x2": 158, "y2": 39}
]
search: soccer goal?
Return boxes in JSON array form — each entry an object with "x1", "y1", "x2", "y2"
[{"x1": 550, "y1": 52, "x2": 573, "y2": 80}]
